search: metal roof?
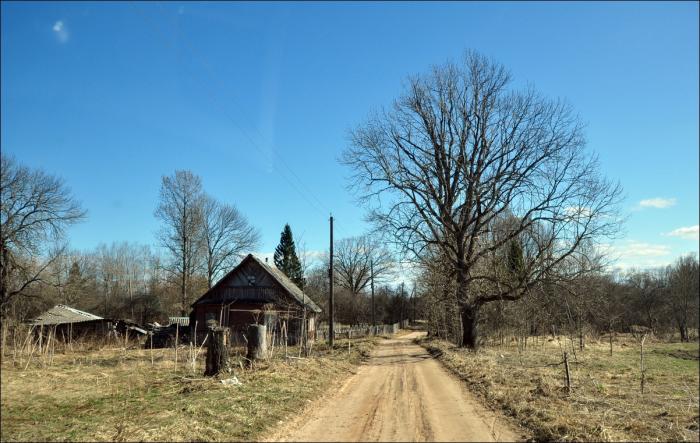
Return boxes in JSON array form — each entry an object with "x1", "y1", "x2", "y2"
[
  {"x1": 168, "y1": 317, "x2": 190, "y2": 327},
  {"x1": 31, "y1": 305, "x2": 103, "y2": 325}
]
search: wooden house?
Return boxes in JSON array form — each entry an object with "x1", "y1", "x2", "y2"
[{"x1": 190, "y1": 254, "x2": 321, "y2": 345}]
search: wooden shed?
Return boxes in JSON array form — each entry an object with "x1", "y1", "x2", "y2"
[
  {"x1": 190, "y1": 254, "x2": 321, "y2": 345},
  {"x1": 29, "y1": 304, "x2": 147, "y2": 342}
]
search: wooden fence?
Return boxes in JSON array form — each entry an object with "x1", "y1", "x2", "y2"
[{"x1": 314, "y1": 322, "x2": 403, "y2": 341}]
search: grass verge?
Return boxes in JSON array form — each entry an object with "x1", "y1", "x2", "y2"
[
  {"x1": 420, "y1": 335, "x2": 699, "y2": 442},
  {"x1": 1, "y1": 337, "x2": 376, "y2": 442}
]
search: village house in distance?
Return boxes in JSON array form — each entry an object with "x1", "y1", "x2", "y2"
[{"x1": 189, "y1": 254, "x2": 321, "y2": 345}]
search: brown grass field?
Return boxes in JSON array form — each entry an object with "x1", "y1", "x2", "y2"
[
  {"x1": 421, "y1": 334, "x2": 700, "y2": 442},
  {"x1": 0, "y1": 336, "x2": 377, "y2": 442}
]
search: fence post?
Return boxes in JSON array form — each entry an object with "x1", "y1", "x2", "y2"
[
  {"x1": 563, "y1": 351, "x2": 571, "y2": 394},
  {"x1": 640, "y1": 334, "x2": 647, "y2": 394},
  {"x1": 175, "y1": 323, "x2": 179, "y2": 367}
]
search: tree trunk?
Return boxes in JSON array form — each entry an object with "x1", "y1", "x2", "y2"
[
  {"x1": 679, "y1": 322, "x2": 689, "y2": 342},
  {"x1": 246, "y1": 324, "x2": 267, "y2": 363},
  {"x1": 460, "y1": 304, "x2": 480, "y2": 349},
  {"x1": 1, "y1": 245, "x2": 10, "y2": 318},
  {"x1": 204, "y1": 326, "x2": 230, "y2": 376}
]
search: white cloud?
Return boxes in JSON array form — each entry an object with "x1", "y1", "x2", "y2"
[
  {"x1": 638, "y1": 197, "x2": 676, "y2": 209},
  {"x1": 52, "y1": 20, "x2": 69, "y2": 43},
  {"x1": 664, "y1": 225, "x2": 699, "y2": 240},
  {"x1": 564, "y1": 206, "x2": 592, "y2": 217},
  {"x1": 620, "y1": 241, "x2": 671, "y2": 257},
  {"x1": 604, "y1": 240, "x2": 674, "y2": 271}
]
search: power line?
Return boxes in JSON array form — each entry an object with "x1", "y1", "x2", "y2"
[{"x1": 139, "y1": 6, "x2": 326, "y2": 221}]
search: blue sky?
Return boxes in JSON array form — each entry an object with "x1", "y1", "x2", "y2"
[{"x1": 2, "y1": 1, "x2": 698, "y2": 272}]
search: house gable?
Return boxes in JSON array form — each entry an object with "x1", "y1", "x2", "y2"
[{"x1": 192, "y1": 254, "x2": 321, "y2": 313}]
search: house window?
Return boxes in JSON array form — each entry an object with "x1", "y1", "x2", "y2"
[{"x1": 247, "y1": 275, "x2": 256, "y2": 286}]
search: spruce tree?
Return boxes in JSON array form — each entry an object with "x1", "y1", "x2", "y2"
[
  {"x1": 273, "y1": 224, "x2": 305, "y2": 289},
  {"x1": 507, "y1": 238, "x2": 525, "y2": 282}
]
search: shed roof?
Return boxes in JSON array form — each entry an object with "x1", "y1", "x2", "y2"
[{"x1": 31, "y1": 305, "x2": 103, "y2": 325}]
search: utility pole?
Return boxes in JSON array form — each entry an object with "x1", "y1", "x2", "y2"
[
  {"x1": 411, "y1": 282, "x2": 416, "y2": 325},
  {"x1": 328, "y1": 215, "x2": 334, "y2": 347},
  {"x1": 400, "y1": 281, "x2": 405, "y2": 325},
  {"x1": 370, "y1": 259, "x2": 375, "y2": 330}
]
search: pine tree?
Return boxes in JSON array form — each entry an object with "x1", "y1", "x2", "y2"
[
  {"x1": 64, "y1": 260, "x2": 86, "y2": 305},
  {"x1": 273, "y1": 224, "x2": 305, "y2": 289}
]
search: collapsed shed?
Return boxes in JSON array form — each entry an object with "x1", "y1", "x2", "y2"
[
  {"x1": 190, "y1": 254, "x2": 321, "y2": 345},
  {"x1": 30, "y1": 305, "x2": 147, "y2": 342}
]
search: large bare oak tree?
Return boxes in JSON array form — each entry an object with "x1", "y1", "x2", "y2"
[{"x1": 343, "y1": 51, "x2": 622, "y2": 348}]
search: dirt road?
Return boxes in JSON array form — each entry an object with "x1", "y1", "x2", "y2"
[{"x1": 272, "y1": 331, "x2": 522, "y2": 442}]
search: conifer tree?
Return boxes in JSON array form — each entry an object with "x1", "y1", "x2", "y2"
[
  {"x1": 273, "y1": 224, "x2": 305, "y2": 289},
  {"x1": 507, "y1": 239, "x2": 525, "y2": 281}
]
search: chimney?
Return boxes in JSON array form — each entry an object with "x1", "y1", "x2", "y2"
[{"x1": 265, "y1": 257, "x2": 268, "y2": 264}]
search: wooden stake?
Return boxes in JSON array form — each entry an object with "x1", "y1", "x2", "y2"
[
  {"x1": 150, "y1": 332, "x2": 154, "y2": 367},
  {"x1": 640, "y1": 334, "x2": 647, "y2": 394},
  {"x1": 50, "y1": 326, "x2": 56, "y2": 366},
  {"x1": 24, "y1": 335, "x2": 38, "y2": 371},
  {"x1": 563, "y1": 351, "x2": 571, "y2": 394},
  {"x1": 193, "y1": 334, "x2": 209, "y2": 373},
  {"x1": 175, "y1": 323, "x2": 179, "y2": 367},
  {"x1": 1, "y1": 320, "x2": 6, "y2": 361}
]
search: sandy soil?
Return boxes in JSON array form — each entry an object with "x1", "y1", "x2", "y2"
[{"x1": 270, "y1": 331, "x2": 524, "y2": 442}]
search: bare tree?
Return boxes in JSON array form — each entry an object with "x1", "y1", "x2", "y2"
[
  {"x1": 0, "y1": 155, "x2": 85, "y2": 317},
  {"x1": 334, "y1": 235, "x2": 394, "y2": 296},
  {"x1": 155, "y1": 170, "x2": 205, "y2": 315},
  {"x1": 201, "y1": 195, "x2": 260, "y2": 288},
  {"x1": 343, "y1": 51, "x2": 622, "y2": 348},
  {"x1": 627, "y1": 268, "x2": 666, "y2": 333},
  {"x1": 667, "y1": 253, "x2": 699, "y2": 341}
]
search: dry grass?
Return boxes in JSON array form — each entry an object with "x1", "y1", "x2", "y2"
[
  {"x1": 0, "y1": 337, "x2": 377, "y2": 442},
  {"x1": 421, "y1": 334, "x2": 699, "y2": 442}
]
